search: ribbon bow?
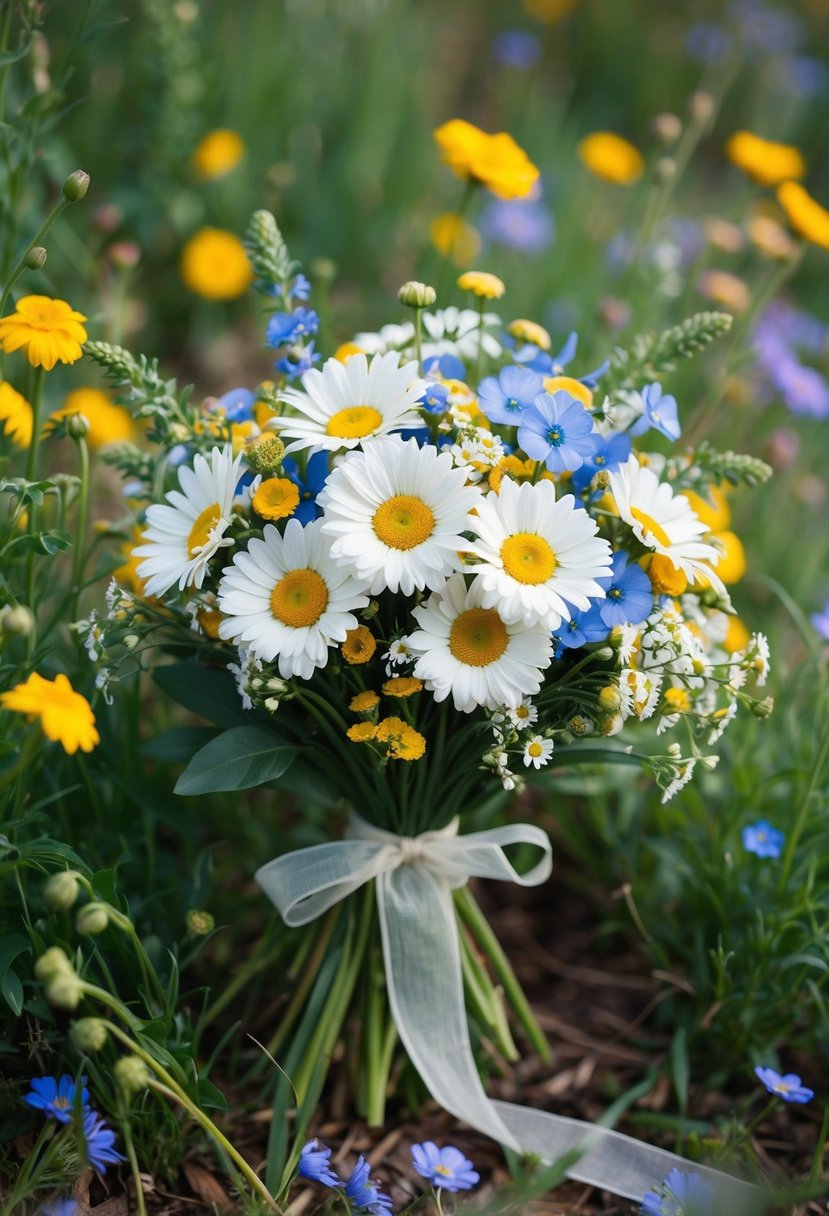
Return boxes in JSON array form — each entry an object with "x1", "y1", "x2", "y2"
[{"x1": 257, "y1": 814, "x2": 751, "y2": 1205}]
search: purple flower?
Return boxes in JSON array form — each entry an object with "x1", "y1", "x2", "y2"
[
  {"x1": 811, "y1": 602, "x2": 829, "y2": 641},
  {"x1": 570, "y1": 431, "x2": 631, "y2": 493},
  {"x1": 596, "y1": 552, "x2": 653, "y2": 628},
  {"x1": 82, "y1": 1109, "x2": 127, "y2": 1172},
  {"x1": 741, "y1": 820, "x2": 784, "y2": 859},
  {"x1": 772, "y1": 359, "x2": 829, "y2": 420},
  {"x1": 283, "y1": 450, "x2": 329, "y2": 524},
  {"x1": 641, "y1": 1167, "x2": 717, "y2": 1214},
  {"x1": 298, "y1": 1138, "x2": 340, "y2": 1188},
  {"x1": 481, "y1": 197, "x2": 554, "y2": 253},
  {"x1": 478, "y1": 365, "x2": 545, "y2": 426},
  {"x1": 266, "y1": 307, "x2": 319, "y2": 348},
  {"x1": 754, "y1": 1065, "x2": 814, "y2": 1104},
  {"x1": 411, "y1": 1141, "x2": 479, "y2": 1193},
  {"x1": 343, "y1": 1156, "x2": 393, "y2": 1214},
  {"x1": 628, "y1": 383, "x2": 681, "y2": 442},
  {"x1": 518, "y1": 391, "x2": 596, "y2": 473},
  {"x1": 492, "y1": 29, "x2": 542, "y2": 69},
  {"x1": 24, "y1": 1075, "x2": 89, "y2": 1124}
]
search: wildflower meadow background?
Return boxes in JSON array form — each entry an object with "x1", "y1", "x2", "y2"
[{"x1": 1, "y1": 1, "x2": 829, "y2": 1215}]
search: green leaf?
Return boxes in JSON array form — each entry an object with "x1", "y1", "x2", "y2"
[
  {"x1": 670, "y1": 1026, "x2": 689, "y2": 1115},
  {"x1": 141, "y1": 725, "x2": 219, "y2": 764},
  {"x1": 2, "y1": 972, "x2": 24, "y2": 1017},
  {"x1": 153, "y1": 664, "x2": 250, "y2": 728},
  {"x1": 3, "y1": 529, "x2": 73, "y2": 557},
  {"x1": 0, "y1": 35, "x2": 34, "y2": 66},
  {"x1": 0, "y1": 935, "x2": 30, "y2": 977},
  {"x1": 174, "y1": 726, "x2": 295, "y2": 796},
  {"x1": 196, "y1": 1078, "x2": 228, "y2": 1111}
]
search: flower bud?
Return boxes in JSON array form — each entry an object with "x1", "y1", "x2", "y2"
[
  {"x1": 568, "y1": 714, "x2": 594, "y2": 736},
  {"x1": 71, "y1": 1017, "x2": 109, "y2": 1053},
  {"x1": 655, "y1": 157, "x2": 676, "y2": 182},
  {"x1": 75, "y1": 902, "x2": 109, "y2": 935},
  {"x1": 123, "y1": 634, "x2": 140, "y2": 650},
  {"x1": 114, "y1": 1056, "x2": 149, "y2": 1100},
  {"x1": 688, "y1": 91, "x2": 715, "y2": 123},
  {"x1": 35, "y1": 947, "x2": 74, "y2": 981},
  {"x1": 169, "y1": 422, "x2": 191, "y2": 443},
  {"x1": 398, "y1": 281, "x2": 437, "y2": 310},
  {"x1": 699, "y1": 754, "x2": 719, "y2": 771},
  {"x1": 44, "y1": 870, "x2": 82, "y2": 911},
  {"x1": 107, "y1": 241, "x2": 141, "y2": 270},
  {"x1": 309, "y1": 256, "x2": 336, "y2": 283},
  {"x1": 651, "y1": 113, "x2": 682, "y2": 145},
  {"x1": 245, "y1": 434, "x2": 285, "y2": 475},
  {"x1": 592, "y1": 647, "x2": 614, "y2": 662},
  {"x1": 46, "y1": 971, "x2": 84, "y2": 1010},
  {"x1": 25, "y1": 246, "x2": 48, "y2": 270},
  {"x1": 0, "y1": 604, "x2": 35, "y2": 637},
  {"x1": 186, "y1": 909, "x2": 215, "y2": 936},
  {"x1": 62, "y1": 170, "x2": 91, "y2": 202},
  {"x1": 598, "y1": 685, "x2": 621, "y2": 713},
  {"x1": 67, "y1": 412, "x2": 91, "y2": 439},
  {"x1": 752, "y1": 696, "x2": 774, "y2": 719}
]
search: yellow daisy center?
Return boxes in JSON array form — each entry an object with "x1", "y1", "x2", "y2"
[
  {"x1": 500, "y1": 532, "x2": 557, "y2": 584},
  {"x1": 630, "y1": 507, "x2": 671, "y2": 549},
  {"x1": 187, "y1": 503, "x2": 223, "y2": 556},
  {"x1": 325, "y1": 405, "x2": 384, "y2": 439},
  {"x1": 528, "y1": 741, "x2": 543, "y2": 757},
  {"x1": 449, "y1": 607, "x2": 509, "y2": 667},
  {"x1": 252, "y1": 477, "x2": 300, "y2": 521},
  {"x1": 372, "y1": 495, "x2": 435, "y2": 550},
  {"x1": 270, "y1": 568, "x2": 329, "y2": 628}
]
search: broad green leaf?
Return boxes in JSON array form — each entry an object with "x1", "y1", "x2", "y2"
[
  {"x1": 196, "y1": 1078, "x2": 229, "y2": 1111},
  {"x1": 4, "y1": 529, "x2": 73, "y2": 557},
  {"x1": 175, "y1": 725, "x2": 295, "y2": 795},
  {"x1": 141, "y1": 725, "x2": 219, "y2": 764},
  {"x1": 154, "y1": 664, "x2": 251, "y2": 728},
  {"x1": 0, "y1": 935, "x2": 30, "y2": 977},
  {"x1": 2, "y1": 972, "x2": 24, "y2": 1017}
]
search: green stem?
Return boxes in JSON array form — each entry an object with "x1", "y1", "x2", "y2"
[
  {"x1": 70, "y1": 435, "x2": 90, "y2": 620},
  {"x1": 778, "y1": 720, "x2": 829, "y2": 892},
  {"x1": 0, "y1": 197, "x2": 71, "y2": 319},
  {"x1": 119, "y1": 1114, "x2": 148, "y2": 1216},
  {"x1": 414, "y1": 306, "x2": 424, "y2": 374},
  {"x1": 261, "y1": 908, "x2": 339, "y2": 1063},
  {"x1": 23, "y1": 365, "x2": 46, "y2": 651},
  {"x1": 0, "y1": 2, "x2": 14, "y2": 127},
  {"x1": 435, "y1": 178, "x2": 476, "y2": 300}
]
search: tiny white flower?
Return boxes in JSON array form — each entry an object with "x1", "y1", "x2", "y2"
[
  {"x1": 507, "y1": 698, "x2": 538, "y2": 731},
  {"x1": 523, "y1": 735, "x2": 554, "y2": 769},
  {"x1": 661, "y1": 759, "x2": 697, "y2": 803}
]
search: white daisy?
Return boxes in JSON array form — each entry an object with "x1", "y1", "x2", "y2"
[
  {"x1": 275, "y1": 352, "x2": 425, "y2": 455},
  {"x1": 609, "y1": 455, "x2": 726, "y2": 595},
  {"x1": 619, "y1": 668, "x2": 662, "y2": 721},
  {"x1": 421, "y1": 307, "x2": 503, "y2": 362},
  {"x1": 217, "y1": 519, "x2": 370, "y2": 680},
  {"x1": 351, "y1": 322, "x2": 415, "y2": 354},
  {"x1": 135, "y1": 445, "x2": 244, "y2": 597},
  {"x1": 661, "y1": 759, "x2": 697, "y2": 804},
  {"x1": 406, "y1": 573, "x2": 553, "y2": 713},
  {"x1": 466, "y1": 479, "x2": 613, "y2": 627},
  {"x1": 523, "y1": 735, "x2": 554, "y2": 769},
  {"x1": 318, "y1": 435, "x2": 480, "y2": 596},
  {"x1": 507, "y1": 698, "x2": 538, "y2": 731}
]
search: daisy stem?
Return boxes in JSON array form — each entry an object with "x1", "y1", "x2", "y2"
[
  {"x1": 24, "y1": 365, "x2": 45, "y2": 651},
  {"x1": 70, "y1": 434, "x2": 90, "y2": 620},
  {"x1": 414, "y1": 306, "x2": 424, "y2": 374}
]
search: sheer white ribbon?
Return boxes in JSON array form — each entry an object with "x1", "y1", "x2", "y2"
[{"x1": 256, "y1": 813, "x2": 752, "y2": 1205}]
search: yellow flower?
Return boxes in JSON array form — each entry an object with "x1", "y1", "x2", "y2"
[
  {"x1": 725, "y1": 132, "x2": 805, "y2": 187},
  {"x1": 0, "y1": 381, "x2": 33, "y2": 447},
  {"x1": 197, "y1": 609, "x2": 224, "y2": 638},
  {"x1": 697, "y1": 270, "x2": 750, "y2": 314},
  {"x1": 724, "y1": 615, "x2": 749, "y2": 654},
  {"x1": 456, "y1": 271, "x2": 505, "y2": 300},
  {"x1": 643, "y1": 554, "x2": 687, "y2": 598},
  {"x1": 682, "y1": 485, "x2": 731, "y2": 532},
  {"x1": 433, "y1": 119, "x2": 540, "y2": 200},
  {"x1": 114, "y1": 527, "x2": 149, "y2": 597},
  {"x1": 776, "y1": 181, "x2": 829, "y2": 251},
  {"x1": 192, "y1": 128, "x2": 245, "y2": 180},
  {"x1": 663, "y1": 687, "x2": 691, "y2": 713},
  {"x1": 0, "y1": 672, "x2": 99, "y2": 754},
  {"x1": 347, "y1": 721, "x2": 377, "y2": 743},
  {"x1": 251, "y1": 477, "x2": 300, "y2": 521},
  {"x1": 430, "y1": 213, "x2": 481, "y2": 267},
  {"x1": 342, "y1": 626, "x2": 376, "y2": 665},
  {"x1": 543, "y1": 375, "x2": 593, "y2": 408},
  {"x1": 522, "y1": 0, "x2": 578, "y2": 20},
  {"x1": 0, "y1": 296, "x2": 87, "y2": 371},
  {"x1": 51, "y1": 387, "x2": 134, "y2": 449},
  {"x1": 334, "y1": 342, "x2": 365, "y2": 363},
  {"x1": 180, "y1": 228, "x2": 254, "y2": 300},
  {"x1": 349, "y1": 690, "x2": 380, "y2": 713},
  {"x1": 507, "y1": 318, "x2": 551, "y2": 350},
  {"x1": 382, "y1": 677, "x2": 423, "y2": 698},
  {"x1": 374, "y1": 716, "x2": 426, "y2": 761},
  {"x1": 578, "y1": 132, "x2": 644, "y2": 185},
  {"x1": 709, "y1": 530, "x2": 746, "y2": 585}
]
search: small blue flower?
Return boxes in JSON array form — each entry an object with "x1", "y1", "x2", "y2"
[
  {"x1": 216, "y1": 386, "x2": 256, "y2": 422},
  {"x1": 419, "y1": 382, "x2": 450, "y2": 414},
  {"x1": 641, "y1": 1167, "x2": 717, "y2": 1215},
  {"x1": 289, "y1": 273, "x2": 311, "y2": 301},
  {"x1": 491, "y1": 29, "x2": 542, "y2": 69},
  {"x1": 24, "y1": 1075, "x2": 89, "y2": 1124},
  {"x1": 811, "y1": 602, "x2": 829, "y2": 641},
  {"x1": 266, "y1": 308, "x2": 319, "y2": 348},
  {"x1": 275, "y1": 340, "x2": 320, "y2": 379},
  {"x1": 629, "y1": 383, "x2": 681, "y2": 442},
  {"x1": 343, "y1": 1155, "x2": 393, "y2": 1214},
  {"x1": 481, "y1": 196, "x2": 554, "y2": 253},
  {"x1": 423, "y1": 353, "x2": 466, "y2": 381},
  {"x1": 282, "y1": 451, "x2": 329, "y2": 524},
  {"x1": 755, "y1": 1066, "x2": 814, "y2": 1104},
  {"x1": 518, "y1": 391, "x2": 596, "y2": 473},
  {"x1": 596, "y1": 553, "x2": 653, "y2": 628},
  {"x1": 39, "y1": 1202, "x2": 78, "y2": 1216},
  {"x1": 411, "y1": 1141, "x2": 479, "y2": 1193},
  {"x1": 479, "y1": 365, "x2": 545, "y2": 426},
  {"x1": 741, "y1": 820, "x2": 784, "y2": 859},
  {"x1": 552, "y1": 604, "x2": 609, "y2": 656},
  {"x1": 570, "y1": 431, "x2": 631, "y2": 493},
  {"x1": 298, "y1": 1138, "x2": 340, "y2": 1188},
  {"x1": 82, "y1": 1109, "x2": 127, "y2": 1172}
]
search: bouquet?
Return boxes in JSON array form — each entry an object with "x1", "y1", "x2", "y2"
[{"x1": 80, "y1": 210, "x2": 772, "y2": 1200}]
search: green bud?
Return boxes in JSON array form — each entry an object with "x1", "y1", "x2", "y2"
[
  {"x1": 0, "y1": 604, "x2": 35, "y2": 637},
  {"x1": 114, "y1": 1055, "x2": 149, "y2": 1100},
  {"x1": 34, "y1": 947, "x2": 74, "y2": 981},
  {"x1": 398, "y1": 280, "x2": 437, "y2": 309},
  {"x1": 46, "y1": 971, "x2": 84, "y2": 1010},
  {"x1": 67, "y1": 412, "x2": 91, "y2": 439},
  {"x1": 62, "y1": 170, "x2": 91, "y2": 202},
  {"x1": 309, "y1": 256, "x2": 337, "y2": 284},
  {"x1": 44, "y1": 870, "x2": 82, "y2": 911},
  {"x1": 70, "y1": 1017, "x2": 109, "y2": 1053},
  {"x1": 598, "y1": 685, "x2": 621, "y2": 713},
  {"x1": 245, "y1": 434, "x2": 285, "y2": 475},
  {"x1": 186, "y1": 908, "x2": 215, "y2": 935},
  {"x1": 75, "y1": 902, "x2": 109, "y2": 935},
  {"x1": 25, "y1": 246, "x2": 48, "y2": 270},
  {"x1": 752, "y1": 696, "x2": 774, "y2": 719},
  {"x1": 568, "y1": 714, "x2": 594, "y2": 736}
]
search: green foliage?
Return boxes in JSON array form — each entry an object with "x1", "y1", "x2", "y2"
[
  {"x1": 175, "y1": 724, "x2": 295, "y2": 795},
  {"x1": 244, "y1": 209, "x2": 298, "y2": 296},
  {"x1": 607, "y1": 312, "x2": 734, "y2": 391}
]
